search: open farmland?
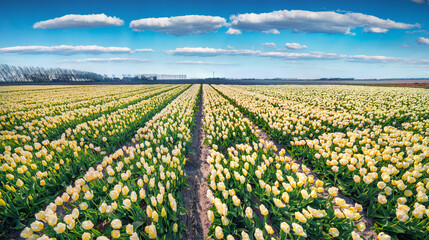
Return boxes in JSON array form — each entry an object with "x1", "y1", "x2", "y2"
[{"x1": 0, "y1": 84, "x2": 428, "y2": 240}]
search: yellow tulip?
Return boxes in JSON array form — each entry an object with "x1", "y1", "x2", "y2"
[
  {"x1": 112, "y1": 230, "x2": 120, "y2": 239},
  {"x1": 20, "y1": 227, "x2": 33, "y2": 238},
  {"x1": 30, "y1": 220, "x2": 44, "y2": 232},
  {"x1": 111, "y1": 219, "x2": 122, "y2": 229},
  {"x1": 16, "y1": 179, "x2": 24, "y2": 187},
  {"x1": 82, "y1": 220, "x2": 94, "y2": 230},
  {"x1": 148, "y1": 224, "x2": 157, "y2": 239},
  {"x1": 259, "y1": 204, "x2": 268, "y2": 216},
  {"x1": 329, "y1": 228, "x2": 339, "y2": 237}
]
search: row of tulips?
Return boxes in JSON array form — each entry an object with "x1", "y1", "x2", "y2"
[
  {"x1": 212, "y1": 85, "x2": 372, "y2": 145},
  {"x1": 207, "y1": 142, "x2": 376, "y2": 240},
  {"x1": 19, "y1": 84, "x2": 200, "y2": 240},
  {"x1": 203, "y1": 85, "x2": 259, "y2": 151},
  {"x1": 1, "y1": 85, "x2": 138, "y2": 116},
  {"x1": 212, "y1": 85, "x2": 427, "y2": 239},
  {"x1": 290, "y1": 127, "x2": 429, "y2": 239},
  {"x1": 0, "y1": 85, "x2": 88, "y2": 113},
  {"x1": 1, "y1": 85, "x2": 174, "y2": 151},
  {"x1": 0, "y1": 85, "x2": 77, "y2": 94},
  {"x1": 0, "y1": 85, "x2": 187, "y2": 235},
  {"x1": 1, "y1": 85, "x2": 165, "y2": 131},
  {"x1": 202, "y1": 85, "x2": 377, "y2": 240},
  {"x1": 238, "y1": 85, "x2": 429, "y2": 134},
  {"x1": 67, "y1": 85, "x2": 187, "y2": 152},
  {"x1": 0, "y1": 85, "x2": 161, "y2": 151}
]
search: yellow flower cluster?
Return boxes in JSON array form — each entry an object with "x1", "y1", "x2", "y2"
[
  {"x1": 212, "y1": 84, "x2": 428, "y2": 239},
  {"x1": 1, "y1": 85, "x2": 174, "y2": 150},
  {"x1": 19, "y1": 85, "x2": 200, "y2": 239},
  {"x1": 240, "y1": 85, "x2": 429, "y2": 136},
  {"x1": 293, "y1": 127, "x2": 429, "y2": 237},
  {"x1": 0, "y1": 85, "x2": 186, "y2": 234},
  {"x1": 1, "y1": 85, "x2": 153, "y2": 131},
  {"x1": 202, "y1": 85, "x2": 364, "y2": 239},
  {"x1": 203, "y1": 85, "x2": 259, "y2": 151}
]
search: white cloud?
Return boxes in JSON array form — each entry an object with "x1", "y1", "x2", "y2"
[
  {"x1": 365, "y1": 27, "x2": 388, "y2": 33},
  {"x1": 130, "y1": 15, "x2": 227, "y2": 35},
  {"x1": 0, "y1": 45, "x2": 154, "y2": 55},
  {"x1": 59, "y1": 58, "x2": 150, "y2": 63},
  {"x1": 346, "y1": 55, "x2": 409, "y2": 63},
  {"x1": 226, "y1": 28, "x2": 241, "y2": 35},
  {"x1": 172, "y1": 61, "x2": 236, "y2": 65},
  {"x1": 166, "y1": 47, "x2": 429, "y2": 64},
  {"x1": 259, "y1": 51, "x2": 345, "y2": 60},
  {"x1": 417, "y1": 37, "x2": 429, "y2": 45},
  {"x1": 229, "y1": 10, "x2": 419, "y2": 34},
  {"x1": 285, "y1": 43, "x2": 308, "y2": 50},
  {"x1": 33, "y1": 14, "x2": 124, "y2": 29},
  {"x1": 165, "y1": 47, "x2": 260, "y2": 56},
  {"x1": 262, "y1": 29, "x2": 280, "y2": 34},
  {"x1": 133, "y1": 49, "x2": 155, "y2": 53},
  {"x1": 262, "y1": 43, "x2": 277, "y2": 48},
  {"x1": 406, "y1": 30, "x2": 429, "y2": 34}
]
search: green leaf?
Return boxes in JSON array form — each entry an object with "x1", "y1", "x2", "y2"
[
  {"x1": 11, "y1": 220, "x2": 25, "y2": 230},
  {"x1": 133, "y1": 221, "x2": 145, "y2": 230}
]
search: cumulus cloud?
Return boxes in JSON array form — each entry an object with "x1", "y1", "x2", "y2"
[
  {"x1": 262, "y1": 43, "x2": 277, "y2": 48},
  {"x1": 172, "y1": 61, "x2": 236, "y2": 65},
  {"x1": 59, "y1": 58, "x2": 150, "y2": 63},
  {"x1": 33, "y1": 14, "x2": 124, "y2": 29},
  {"x1": 417, "y1": 37, "x2": 429, "y2": 45},
  {"x1": 285, "y1": 43, "x2": 307, "y2": 50},
  {"x1": 130, "y1": 15, "x2": 227, "y2": 35},
  {"x1": 228, "y1": 10, "x2": 419, "y2": 34},
  {"x1": 0, "y1": 45, "x2": 154, "y2": 55},
  {"x1": 166, "y1": 47, "x2": 429, "y2": 64}
]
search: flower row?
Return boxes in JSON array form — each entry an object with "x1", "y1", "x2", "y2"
[
  {"x1": 213, "y1": 85, "x2": 428, "y2": 239},
  {"x1": 1, "y1": 85, "x2": 175, "y2": 151},
  {"x1": 19, "y1": 84, "x2": 200, "y2": 240},
  {"x1": 1, "y1": 85, "x2": 166, "y2": 131},
  {"x1": 202, "y1": 85, "x2": 371, "y2": 240},
  {"x1": 0, "y1": 85, "x2": 187, "y2": 234}
]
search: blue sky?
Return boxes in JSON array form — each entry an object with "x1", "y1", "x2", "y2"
[{"x1": 0, "y1": 0, "x2": 428, "y2": 78}]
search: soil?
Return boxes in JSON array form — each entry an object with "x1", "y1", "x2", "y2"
[{"x1": 181, "y1": 87, "x2": 212, "y2": 240}]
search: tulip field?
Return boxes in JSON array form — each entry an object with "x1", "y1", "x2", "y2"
[{"x1": 0, "y1": 84, "x2": 428, "y2": 240}]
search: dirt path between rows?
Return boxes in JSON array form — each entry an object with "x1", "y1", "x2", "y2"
[{"x1": 181, "y1": 87, "x2": 212, "y2": 240}]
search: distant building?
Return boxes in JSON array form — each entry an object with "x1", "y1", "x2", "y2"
[{"x1": 128, "y1": 74, "x2": 186, "y2": 80}]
